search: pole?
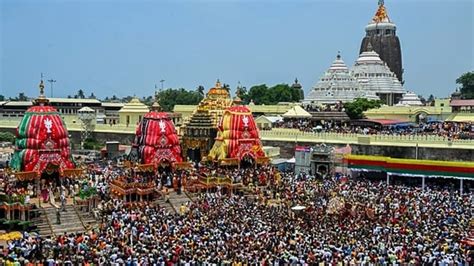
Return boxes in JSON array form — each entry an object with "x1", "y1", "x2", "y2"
[
  {"x1": 386, "y1": 173, "x2": 390, "y2": 185},
  {"x1": 47, "y1": 79, "x2": 56, "y2": 98},
  {"x1": 160, "y1": 79, "x2": 165, "y2": 91},
  {"x1": 415, "y1": 143, "x2": 419, "y2": 160},
  {"x1": 460, "y1": 179, "x2": 463, "y2": 195},
  {"x1": 422, "y1": 176, "x2": 425, "y2": 191}
]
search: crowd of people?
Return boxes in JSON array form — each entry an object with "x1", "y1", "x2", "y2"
[
  {"x1": 2, "y1": 165, "x2": 473, "y2": 264},
  {"x1": 272, "y1": 119, "x2": 473, "y2": 140}
]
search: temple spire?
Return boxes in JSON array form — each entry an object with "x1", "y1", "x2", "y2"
[
  {"x1": 35, "y1": 74, "x2": 49, "y2": 106},
  {"x1": 372, "y1": 0, "x2": 390, "y2": 23}
]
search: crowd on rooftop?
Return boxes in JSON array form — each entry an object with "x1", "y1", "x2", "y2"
[
  {"x1": 272, "y1": 119, "x2": 473, "y2": 140},
  {"x1": 1, "y1": 164, "x2": 473, "y2": 265}
]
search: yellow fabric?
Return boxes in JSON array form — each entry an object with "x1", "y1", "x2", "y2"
[{"x1": 344, "y1": 154, "x2": 474, "y2": 169}]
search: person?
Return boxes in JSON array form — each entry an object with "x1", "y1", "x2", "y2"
[
  {"x1": 56, "y1": 209, "x2": 61, "y2": 225},
  {"x1": 60, "y1": 187, "x2": 67, "y2": 212}
]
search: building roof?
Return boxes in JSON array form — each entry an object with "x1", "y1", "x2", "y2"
[
  {"x1": 282, "y1": 105, "x2": 312, "y2": 118},
  {"x1": 118, "y1": 97, "x2": 149, "y2": 113},
  {"x1": 255, "y1": 115, "x2": 283, "y2": 124},
  {"x1": 450, "y1": 99, "x2": 474, "y2": 107},
  {"x1": 49, "y1": 98, "x2": 101, "y2": 104},
  {"x1": 102, "y1": 102, "x2": 125, "y2": 108}
]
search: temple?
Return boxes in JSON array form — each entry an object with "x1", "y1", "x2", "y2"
[
  {"x1": 360, "y1": 0, "x2": 403, "y2": 83},
  {"x1": 128, "y1": 99, "x2": 183, "y2": 170},
  {"x1": 352, "y1": 45, "x2": 405, "y2": 105},
  {"x1": 305, "y1": 53, "x2": 379, "y2": 105},
  {"x1": 180, "y1": 80, "x2": 233, "y2": 162},
  {"x1": 10, "y1": 80, "x2": 81, "y2": 182},
  {"x1": 396, "y1": 91, "x2": 423, "y2": 106},
  {"x1": 208, "y1": 105, "x2": 268, "y2": 167}
]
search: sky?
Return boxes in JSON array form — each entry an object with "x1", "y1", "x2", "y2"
[{"x1": 1, "y1": 0, "x2": 473, "y2": 100}]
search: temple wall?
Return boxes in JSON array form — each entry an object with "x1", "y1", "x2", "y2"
[
  {"x1": 1, "y1": 127, "x2": 472, "y2": 162},
  {"x1": 261, "y1": 140, "x2": 474, "y2": 162}
]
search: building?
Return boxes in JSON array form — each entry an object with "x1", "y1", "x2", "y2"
[
  {"x1": 101, "y1": 102, "x2": 124, "y2": 125},
  {"x1": 291, "y1": 78, "x2": 304, "y2": 101},
  {"x1": 118, "y1": 97, "x2": 149, "y2": 127},
  {"x1": 180, "y1": 80, "x2": 233, "y2": 162},
  {"x1": 396, "y1": 91, "x2": 423, "y2": 106},
  {"x1": 364, "y1": 98, "x2": 452, "y2": 123},
  {"x1": 352, "y1": 47, "x2": 405, "y2": 105},
  {"x1": 359, "y1": 0, "x2": 403, "y2": 83},
  {"x1": 446, "y1": 99, "x2": 474, "y2": 122},
  {"x1": 305, "y1": 53, "x2": 379, "y2": 105}
]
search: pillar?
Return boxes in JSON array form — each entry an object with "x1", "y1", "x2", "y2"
[
  {"x1": 460, "y1": 179, "x2": 464, "y2": 195},
  {"x1": 422, "y1": 177, "x2": 425, "y2": 191}
]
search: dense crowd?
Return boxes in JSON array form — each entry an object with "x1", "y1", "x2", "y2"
[
  {"x1": 273, "y1": 119, "x2": 473, "y2": 140},
  {"x1": 2, "y1": 168, "x2": 473, "y2": 264}
]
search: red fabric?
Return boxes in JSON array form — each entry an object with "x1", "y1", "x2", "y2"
[
  {"x1": 18, "y1": 105, "x2": 75, "y2": 173},
  {"x1": 133, "y1": 110, "x2": 182, "y2": 164}
]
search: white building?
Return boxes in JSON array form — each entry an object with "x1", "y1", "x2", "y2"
[
  {"x1": 351, "y1": 46, "x2": 405, "y2": 105},
  {"x1": 305, "y1": 53, "x2": 379, "y2": 105}
]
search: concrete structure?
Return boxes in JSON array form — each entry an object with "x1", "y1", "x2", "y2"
[
  {"x1": 446, "y1": 99, "x2": 474, "y2": 122},
  {"x1": 364, "y1": 98, "x2": 452, "y2": 123},
  {"x1": 305, "y1": 53, "x2": 379, "y2": 105},
  {"x1": 360, "y1": 0, "x2": 403, "y2": 83},
  {"x1": 118, "y1": 97, "x2": 149, "y2": 127},
  {"x1": 255, "y1": 115, "x2": 283, "y2": 130},
  {"x1": 0, "y1": 98, "x2": 125, "y2": 125},
  {"x1": 352, "y1": 47, "x2": 405, "y2": 105}
]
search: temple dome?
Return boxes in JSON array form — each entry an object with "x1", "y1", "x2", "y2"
[
  {"x1": 352, "y1": 49, "x2": 405, "y2": 96},
  {"x1": 396, "y1": 91, "x2": 423, "y2": 106},
  {"x1": 207, "y1": 80, "x2": 230, "y2": 99},
  {"x1": 119, "y1": 97, "x2": 150, "y2": 113},
  {"x1": 305, "y1": 53, "x2": 379, "y2": 105}
]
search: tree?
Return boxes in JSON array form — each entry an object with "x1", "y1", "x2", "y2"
[
  {"x1": 418, "y1": 95, "x2": 426, "y2": 105},
  {"x1": 76, "y1": 89, "x2": 85, "y2": 99},
  {"x1": 0, "y1": 132, "x2": 15, "y2": 144},
  {"x1": 247, "y1": 84, "x2": 270, "y2": 105},
  {"x1": 427, "y1": 94, "x2": 435, "y2": 106},
  {"x1": 0, "y1": 95, "x2": 4, "y2": 101},
  {"x1": 88, "y1": 93, "x2": 96, "y2": 99},
  {"x1": 157, "y1": 88, "x2": 203, "y2": 111},
  {"x1": 196, "y1": 85, "x2": 205, "y2": 96},
  {"x1": 344, "y1": 98, "x2": 382, "y2": 120},
  {"x1": 18, "y1": 93, "x2": 28, "y2": 101},
  {"x1": 67, "y1": 95, "x2": 72, "y2": 99},
  {"x1": 456, "y1": 71, "x2": 474, "y2": 99}
]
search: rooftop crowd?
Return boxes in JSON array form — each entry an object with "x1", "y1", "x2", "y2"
[
  {"x1": 273, "y1": 119, "x2": 473, "y2": 140},
  {"x1": 2, "y1": 165, "x2": 473, "y2": 264}
]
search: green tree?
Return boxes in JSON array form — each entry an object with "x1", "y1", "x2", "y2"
[
  {"x1": 157, "y1": 88, "x2": 203, "y2": 111},
  {"x1": 0, "y1": 132, "x2": 15, "y2": 143},
  {"x1": 18, "y1": 93, "x2": 28, "y2": 101},
  {"x1": 196, "y1": 85, "x2": 205, "y2": 96},
  {"x1": 88, "y1": 93, "x2": 96, "y2": 99},
  {"x1": 247, "y1": 84, "x2": 270, "y2": 105},
  {"x1": 344, "y1": 98, "x2": 382, "y2": 120},
  {"x1": 76, "y1": 89, "x2": 85, "y2": 99},
  {"x1": 0, "y1": 95, "x2": 4, "y2": 101},
  {"x1": 456, "y1": 71, "x2": 474, "y2": 99}
]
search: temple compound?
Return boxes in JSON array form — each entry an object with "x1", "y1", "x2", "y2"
[
  {"x1": 180, "y1": 80, "x2": 233, "y2": 162},
  {"x1": 360, "y1": 0, "x2": 403, "y2": 83}
]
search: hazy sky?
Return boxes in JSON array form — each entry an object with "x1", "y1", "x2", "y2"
[{"x1": 1, "y1": 0, "x2": 473, "y2": 99}]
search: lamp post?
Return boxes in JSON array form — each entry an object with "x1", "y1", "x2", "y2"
[
  {"x1": 47, "y1": 79, "x2": 56, "y2": 98},
  {"x1": 160, "y1": 79, "x2": 165, "y2": 91}
]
